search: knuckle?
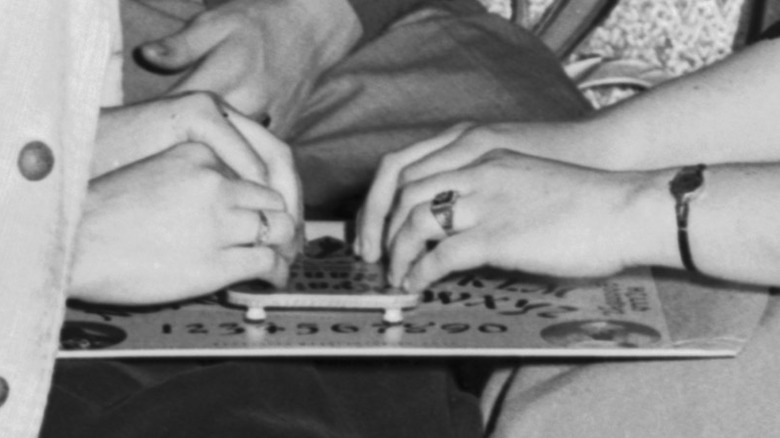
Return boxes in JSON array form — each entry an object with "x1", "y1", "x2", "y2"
[
  {"x1": 398, "y1": 167, "x2": 418, "y2": 186},
  {"x1": 249, "y1": 246, "x2": 276, "y2": 272},
  {"x1": 409, "y1": 205, "x2": 429, "y2": 229},
  {"x1": 180, "y1": 91, "x2": 223, "y2": 116},
  {"x1": 482, "y1": 148, "x2": 510, "y2": 160},
  {"x1": 460, "y1": 125, "x2": 499, "y2": 147},
  {"x1": 179, "y1": 141, "x2": 219, "y2": 163},
  {"x1": 470, "y1": 123, "x2": 502, "y2": 137},
  {"x1": 265, "y1": 190, "x2": 285, "y2": 210},
  {"x1": 259, "y1": 249, "x2": 289, "y2": 280},
  {"x1": 268, "y1": 140, "x2": 293, "y2": 162},
  {"x1": 195, "y1": 168, "x2": 225, "y2": 192},
  {"x1": 468, "y1": 166, "x2": 494, "y2": 189},
  {"x1": 377, "y1": 152, "x2": 400, "y2": 174},
  {"x1": 429, "y1": 244, "x2": 455, "y2": 268},
  {"x1": 435, "y1": 238, "x2": 471, "y2": 268},
  {"x1": 386, "y1": 148, "x2": 413, "y2": 173},
  {"x1": 175, "y1": 152, "x2": 224, "y2": 187},
  {"x1": 476, "y1": 148, "x2": 513, "y2": 167},
  {"x1": 395, "y1": 183, "x2": 417, "y2": 212},
  {"x1": 458, "y1": 123, "x2": 481, "y2": 139},
  {"x1": 277, "y1": 214, "x2": 296, "y2": 242}
]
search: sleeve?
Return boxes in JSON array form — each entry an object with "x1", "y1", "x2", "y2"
[
  {"x1": 0, "y1": 1, "x2": 111, "y2": 436},
  {"x1": 346, "y1": 0, "x2": 428, "y2": 43}
]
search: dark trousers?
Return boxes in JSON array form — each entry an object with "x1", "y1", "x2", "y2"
[{"x1": 43, "y1": 360, "x2": 481, "y2": 438}]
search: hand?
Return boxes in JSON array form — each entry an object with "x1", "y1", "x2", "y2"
[
  {"x1": 95, "y1": 92, "x2": 265, "y2": 180},
  {"x1": 69, "y1": 142, "x2": 297, "y2": 305},
  {"x1": 95, "y1": 92, "x2": 303, "y2": 236},
  {"x1": 381, "y1": 149, "x2": 646, "y2": 293},
  {"x1": 355, "y1": 123, "x2": 474, "y2": 263},
  {"x1": 136, "y1": 0, "x2": 361, "y2": 129},
  {"x1": 355, "y1": 121, "x2": 624, "y2": 263}
]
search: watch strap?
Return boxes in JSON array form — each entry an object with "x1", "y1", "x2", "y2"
[
  {"x1": 669, "y1": 164, "x2": 706, "y2": 272},
  {"x1": 675, "y1": 199, "x2": 697, "y2": 272}
]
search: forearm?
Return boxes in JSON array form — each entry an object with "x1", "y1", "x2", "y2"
[
  {"x1": 591, "y1": 39, "x2": 780, "y2": 169},
  {"x1": 622, "y1": 162, "x2": 780, "y2": 286}
]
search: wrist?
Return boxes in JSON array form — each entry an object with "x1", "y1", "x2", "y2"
[
  {"x1": 574, "y1": 112, "x2": 648, "y2": 171},
  {"x1": 488, "y1": 118, "x2": 639, "y2": 171},
  {"x1": 615, "y1": 169, "x2": 682, "y2": 269}
]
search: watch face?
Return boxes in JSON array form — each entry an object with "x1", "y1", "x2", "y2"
[{"x1": 670, "y1": 164, "x2": 705, "y2": 199}]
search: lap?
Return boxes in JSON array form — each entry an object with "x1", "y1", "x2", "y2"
[
  {"x1": 42, "y1": 359, "x2": 481, "y2": 438},
  {"x1": 487, "y1": 291, "x2": 780, "y2": 438}
]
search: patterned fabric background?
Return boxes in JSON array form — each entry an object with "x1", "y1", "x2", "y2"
[
  {"x1": 480, "y1": 0, "x2": 745, "y2": 76},
  {"x1": 478, "y1": 0, "x2": 745, "y2": 105}
]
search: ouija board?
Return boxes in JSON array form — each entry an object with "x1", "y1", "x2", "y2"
[
  {"x1": 59, "y1": 222, "x2": 767, "y2": 358},
  {"x1": 226, "y1": 236, "x2": 418, "y2": 324}
]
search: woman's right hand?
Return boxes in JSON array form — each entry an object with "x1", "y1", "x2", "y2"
[
  {"x1": 364, "y1": 149, "x2": 671, "y2": 294},
  {"x1": 355, "y1": 120, "x2": 623, "y2": 264}
]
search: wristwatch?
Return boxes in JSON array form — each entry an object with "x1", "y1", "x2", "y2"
[{"x1": 669, "y1": 164, "x2": 706, "y2": 272}]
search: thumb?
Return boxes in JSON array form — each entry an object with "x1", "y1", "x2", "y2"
[{"x1": 139, "y1": 16, "x2": 225, "y2": 72}]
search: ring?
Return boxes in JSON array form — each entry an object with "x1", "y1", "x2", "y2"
[
  {"x1": 255, "y1": 211, "x2": 270, "y2": 246},
  {"x1": 430, "y1": 190, "x2": 459, "y2": 236}
]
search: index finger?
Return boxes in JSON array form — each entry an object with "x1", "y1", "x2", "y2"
[
  {"x1": 224, "y1": 108, "x2": 302, "y2": 224},
  {"x1": 226, "y1": 109, "x2": 304, "y2": 261},
  {"x1": 219, "y1": 246, "x2": 291, "y2": 289},
  {"x1": 404, "y1": 231, "x2": 488, "y2": 294},
  {"x1": 356, "y1": 123, "x2": 472, "y2": 263},
  {"x1": 179, "y1": 93, "x2": 270, "y2": 185}
]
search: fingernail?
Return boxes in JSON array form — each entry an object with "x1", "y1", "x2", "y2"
[{"x1": 143, "y1": 42, "x2": 170, "y2": 59}]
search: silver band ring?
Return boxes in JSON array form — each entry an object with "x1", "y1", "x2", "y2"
[
  {"x1": 430, "y1": 190, "x2": 458, "y2": 236},
  {"x1": 255, "y1": 211, "x2": 270, "y2": 246}
]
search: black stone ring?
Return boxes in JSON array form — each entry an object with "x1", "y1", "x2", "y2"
[{"x1": 430, "y1": 190, "x2": 459, "y2": 236}]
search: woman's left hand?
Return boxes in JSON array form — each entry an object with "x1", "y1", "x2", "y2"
[
  {"x1": 354, "y1": 120, "x2": 622, "y2": 265},
  {"x1": 383, "y1": 149, "x2": 644, "y2": 293},
  {"x1": 136, "y1": 0, "x2": 361, "y2": 129}
]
